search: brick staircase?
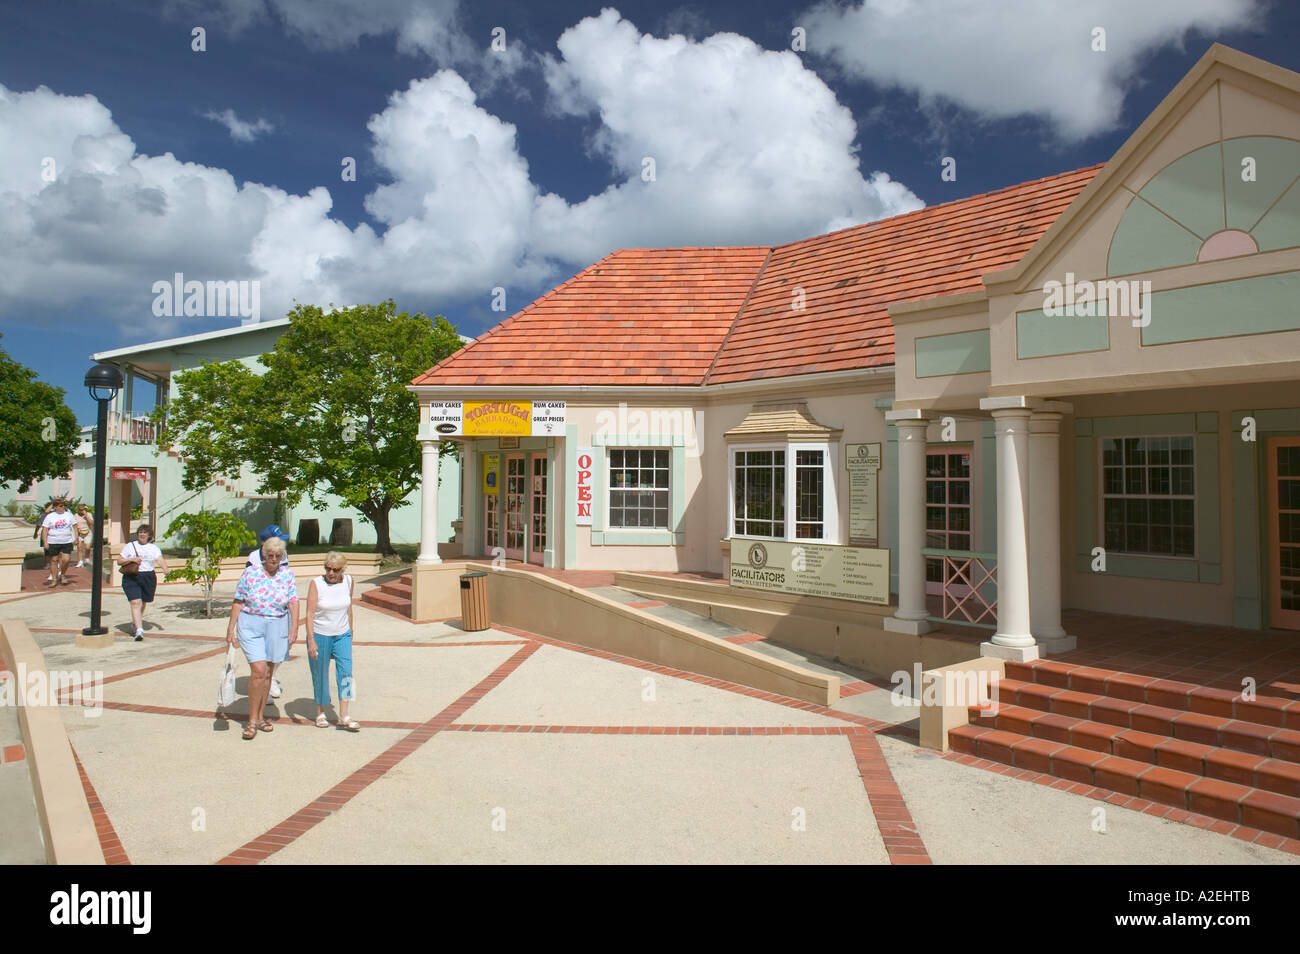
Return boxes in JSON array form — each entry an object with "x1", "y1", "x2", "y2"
[
  {"x1": 950, "y1": 659, "x2": 1300, "y2": 839},
  {"x1": 361, "y1": 572, "x2": 412, "y2": 618}
]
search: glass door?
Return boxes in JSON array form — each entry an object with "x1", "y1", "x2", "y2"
[
  {"x1": 925, "y1": 446, "x2": 973, "y2": 595},
  {"x1": 504, "y1": 455, "x2": 527, "y2": 561},
  {"x1": 484, "y1": 491, "x2": 501, "y2": 555},
  {"x1": 530, "y1": 455, "x2": 548, "y2": 565},
  {"x1": 1267, "y1": 437, "x2": 1300, "y2": 630}
]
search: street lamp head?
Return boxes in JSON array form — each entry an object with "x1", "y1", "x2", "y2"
[{"x1": 85, "y1": 362, "x2": 124, "y2": 401}]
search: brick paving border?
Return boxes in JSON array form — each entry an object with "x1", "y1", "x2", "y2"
[
  {"x1": 71, "y1": 748, "x2": 129, "y2": 865},
  {"x1": 215, "y1": 641, "x2": 543, "y2": 864}
]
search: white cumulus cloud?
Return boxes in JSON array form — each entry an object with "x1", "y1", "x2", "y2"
[
  {"x1": 535, "y1": 8, "x2": 922, "y2": 261},
  {"x1": 0, "y1": 9, "x2": 925, "y2": 330},
  {"x1": 204, "y1": 108, "x2": 276, "y2": 142},
  {"x1": 802, "y1": 0, "x2": 1264, "y2": 140}
]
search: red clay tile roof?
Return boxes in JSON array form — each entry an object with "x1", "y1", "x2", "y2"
[
  {"x1": 413, "y1": 247, "x2": 770, "y2": 386},
  {"x1": 412, "y1": 164, "x2": 1103, "y2": 388}
]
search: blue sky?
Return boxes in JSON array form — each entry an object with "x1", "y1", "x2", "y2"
[{"x1": 1, "y1": 0, "x2": 1295, "y2": 422}]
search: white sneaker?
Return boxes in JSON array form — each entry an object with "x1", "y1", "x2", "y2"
[
  {"x1": 269, "y1": 677, "x2": 282, "y2": 699},
  {"x1": 76, "y1": 560, "x2": 85, "y2": 567}
]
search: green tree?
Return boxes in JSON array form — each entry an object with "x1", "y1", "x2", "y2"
[
  {"x1": 0, "y1": 333, "x2": 79, "y2": 488},
  {"x1": 154, "y1": 301, "x2": 463, "y2": 554},
  {"x1": 163, "y1": 510, "x2": 257, "y2": 618}
]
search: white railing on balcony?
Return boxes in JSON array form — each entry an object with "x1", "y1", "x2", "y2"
[
  {"x1": 105, "y1": 412, "x2": 157, "y2": 445},
  {"x1": 922, "y1": 547, "x2": 998, "y2": 627}
]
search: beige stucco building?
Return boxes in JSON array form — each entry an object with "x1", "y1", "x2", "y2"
[{"x1": 409, "y1": 44, "x2": 1300, "y2": 658}]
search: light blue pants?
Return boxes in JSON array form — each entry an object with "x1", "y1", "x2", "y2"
[{"x1": 309, "y1": 631, "x2": 354, "y2": 706}]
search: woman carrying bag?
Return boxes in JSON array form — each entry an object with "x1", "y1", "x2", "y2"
[{"x1": 118, "y1": 525, "x2": 167, "y2": 641}]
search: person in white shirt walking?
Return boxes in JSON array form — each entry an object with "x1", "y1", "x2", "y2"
[
  {"x1": 117, "y1": 525, "x2": 168, "y2": 640},
  {"x1": 305, "y1": 551, "x2": 359, "y2": 730},
  {"x1": 40, "y1": 498, "x2": 79, "y2": 586}
]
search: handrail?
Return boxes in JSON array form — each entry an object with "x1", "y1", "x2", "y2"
[{"x1": 922, "y1": 546, "x2": 998, "y2": 561}]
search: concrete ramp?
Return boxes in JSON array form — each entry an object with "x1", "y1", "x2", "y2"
[{"x1": 409, "y1": 563, "x2": 838, "y2": 706}]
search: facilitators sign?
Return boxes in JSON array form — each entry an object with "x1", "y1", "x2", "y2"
[
  {"x1": 429, "y1": 401, "x2": 566, "y2": 437},
  {"x1": 729, "y1": 538, "x2": 889, "y2": 605}
]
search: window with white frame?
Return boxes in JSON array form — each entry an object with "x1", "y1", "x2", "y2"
[
  {"x1": 731, "y1": 444, "x2": 836, "y2": 543},
  {"x1": 1101, "y1": 436, "x2": 1195, "y2": 557},
  {"x1": 607, "y1": 448, "x2": 670, "y2": 529}
]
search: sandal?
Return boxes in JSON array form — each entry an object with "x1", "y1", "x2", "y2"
[
  {"x1": 339, "y1": 717, "x2": 360, "y2": 731},
  {"x1": 315, "y1": 713, "x2": 329, "y2": 728},
  {"x1": 242, "y1": 724, "x2": 257, "y2": 740},
  {"x1": 258, "y1": 719, "x2": 274, "y2": 733}
]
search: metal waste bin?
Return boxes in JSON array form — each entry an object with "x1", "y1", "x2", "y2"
[{"x1": 459, "y1": 571, "x2": 490, "y2": 631}]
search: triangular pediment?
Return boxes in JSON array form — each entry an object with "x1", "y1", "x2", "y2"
[{"x1": 986, "y1": 44, "x2": 1300, "y2": 295}]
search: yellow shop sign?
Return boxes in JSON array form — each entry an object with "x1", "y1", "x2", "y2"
[{"x1": 463, "y1": 401, "x2": 531, "y2": 436}]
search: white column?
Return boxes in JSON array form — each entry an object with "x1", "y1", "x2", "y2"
[
  {"x1": 417, "y1": 439, "x2": 442, "y2": 565},
  {"x1": 989, "y1": 408, "x2": 1035, "y2": 652},
  {"x1": 1030, "y1": 411, "x2": 1076, "y2": 652},
  {"x1": 884, "y1": 415, "x2": 931, "y2": 635}
]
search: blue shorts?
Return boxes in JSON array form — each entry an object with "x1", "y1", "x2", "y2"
[
  {"x1": 122, "y1": 571, "x2": 157, "y2": 603},
  {"x1": 237, "y1": 613, "x2": 290, "y2": 664}
]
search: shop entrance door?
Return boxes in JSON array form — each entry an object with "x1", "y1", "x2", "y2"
[
  {"x1": 925, "y1": 446, "x2": 973, "y2": 595},
  {"x1": 504, "y1": 454, "x2": 527, "y2": 561},
  {"x1": 529, "y1": 455, "x2": 548, "y2": 565},
  {"x1": 1267, "y1": 437, "x2": 1300, "y2": 630}
]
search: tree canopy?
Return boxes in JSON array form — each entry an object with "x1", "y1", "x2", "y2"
[
  {"x1": 0, "y1": 333, "x2": 80, "y2": 489},
  {"x1": 154, "y1": 301, "x2": 462, "y2": 554}
]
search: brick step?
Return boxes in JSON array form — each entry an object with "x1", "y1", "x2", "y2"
[
  {"x1": 1006, "y1": 660, "x2": 1300, "y2": 725},
  {"x1": 360, "y1": 590, "x2": 411, "y2": 616},
  {"x1": 379, "y1": 580, "x2": 412, "y2": 598},
  {"x1": 950, "y1": 723, "x2": 1300, "y2": 840},
  {"x1": 969, "y1": 704, "x2": 1300, "y2": 798},
  {"x1": 995, "y1": 678, "x2": 1300, "y2": 761}
]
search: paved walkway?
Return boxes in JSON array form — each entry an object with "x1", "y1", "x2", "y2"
[{"x1": 0, "y1": 572, "x2": 1295, "y2": 864}]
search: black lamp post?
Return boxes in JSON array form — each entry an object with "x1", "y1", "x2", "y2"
[{"x1": 82, "y1": 362, "x2": 123, "y2": 636}]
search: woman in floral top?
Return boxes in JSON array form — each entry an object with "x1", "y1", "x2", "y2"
[{"x1": 226, "y1": 536, "x2": 298, "y2": 739}]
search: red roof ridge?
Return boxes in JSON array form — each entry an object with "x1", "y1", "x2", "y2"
[
  {"x1": 702, "y1": 247, "x2": 775, "y2": 386},
  {"x1": 768, "y1": 162, "x2": 1106, "y2": 253}
]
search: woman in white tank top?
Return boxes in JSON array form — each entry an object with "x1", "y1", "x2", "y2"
[{"x1": 305, "y1": 551, "x2": 359, "y2": 730}]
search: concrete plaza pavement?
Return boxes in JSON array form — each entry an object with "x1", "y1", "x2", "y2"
[{"x1": 0, "y1": 569, "x2": 1295, "y2": 864}]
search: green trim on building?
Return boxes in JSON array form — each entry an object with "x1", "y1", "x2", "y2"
[
  {"x1": 1073, "y1": 412, "x2": 1220, "y2": 585},
  {"x1": 564, "y1": 424, "x2": 578, "y2": 569},
  {"x1": 886, "y1": 426, "x2": 899, "y2": 596},
  {"x1": 1143, "y1": 271, "x2": 1300, "y2": 346},
  {"x1": 1108, "y1": 197, "x2": 1203, "y2": 275},
  {"x1": 1016, "y1": 303, "x2": 1109, "y2": 359},
  {"x1": 980, "y1": 420, "x2": 997, "y2": 553},
  {"x1": 1109, "y1": 137, "x2": 1300, "y2": 275},
  {"x1": 1230, "y1": 406, "x2": 1300, "y2": 629},
  {"x1": 914, "y1": 330, "x2": 991, "y2": 377},
  {"x1": 1140, "y1": 143, "x2": 1227, "y2": 240},
  {"x1": 1224, "y1": 137, "x2": 1300, "y2": 248},
  {"x1": 588, "y1": 433, "x2": 686, "y2": 547}
]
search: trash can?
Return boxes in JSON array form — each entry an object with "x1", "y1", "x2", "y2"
[
  {"x1": 330, "y1": 518, "x2": 353, "y2": 546},
  {"x1": 297, "y1": 519, "x2": 320, "y2": 546},
  {"x1": 459, "y1": 571, "x2": 490, "y2": 631}
]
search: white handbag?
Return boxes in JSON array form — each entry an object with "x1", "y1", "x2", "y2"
[{"x1": 218, "y1": 645, "x2": 238, "y2": 708}]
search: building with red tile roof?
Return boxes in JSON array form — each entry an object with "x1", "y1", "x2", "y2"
[
  {"x1": 413, "y1": 165, "x2": 1101, "y2": 389},
  {"x1": 410, "y1": 45, "x2": 1300, "y2": 664}
]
